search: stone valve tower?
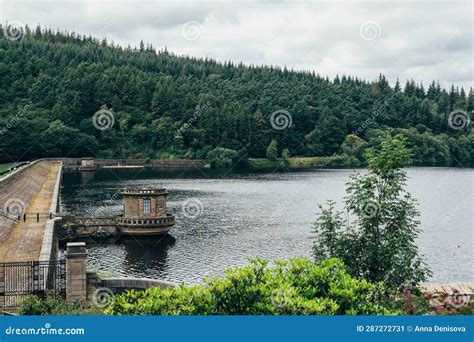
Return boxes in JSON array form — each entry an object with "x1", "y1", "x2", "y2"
[{"x1": 116, "y1": 186, "x2": 175, "y2": 236}]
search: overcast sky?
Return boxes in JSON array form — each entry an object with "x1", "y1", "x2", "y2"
[{"x1": 1, "y1": 0, "x2": 472, "y2": 90}]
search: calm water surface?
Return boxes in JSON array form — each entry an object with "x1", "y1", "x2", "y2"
[{"x1": 60, "y1": 167, "x2": 473, "y2": 283}]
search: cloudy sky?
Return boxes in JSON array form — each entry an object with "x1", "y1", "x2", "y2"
[{"x1": 1, "y1": 0, "x2": 472, "y2": 89}]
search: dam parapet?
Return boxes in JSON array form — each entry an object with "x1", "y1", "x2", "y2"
[{"x1": 61, "y1": 158, "x2": 206, "y2": 171}]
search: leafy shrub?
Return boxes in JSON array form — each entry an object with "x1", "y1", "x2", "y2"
[
  {"x1": 266, "y1": 139, "x2": 278, "y2": 161},
  {"x1": 18, "y1": 295, "x2": 102, "y2": 315},
  {"x1": 281, "y1": 148, "x2": 290, "y2": 166},
  {"x1": 106, "y1": 258, "x2": 398, "y2": 315},
  {"x1": 339, "y1": 134, "x2": 367, "y2": 166},
  {"x1": 313, "y1": 135, "x2": 431, "y2": 290},
  {"x1": 206, "y1": 147, "x2": 239, "y2": 168}
]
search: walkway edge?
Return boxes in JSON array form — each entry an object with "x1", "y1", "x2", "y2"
[{"x1": 39, "y1": 162, "x2": 63, "y2": 263}]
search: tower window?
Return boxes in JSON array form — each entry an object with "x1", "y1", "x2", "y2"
[{"x1": 143, "y1": 198, "x2": 151, "y2": 214}]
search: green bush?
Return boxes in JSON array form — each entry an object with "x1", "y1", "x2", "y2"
[
  {"x1": 281, "y1": 148, "x2": 290, "y2": 166},
  {"x1": 313, "y1": 135, "x2": 430, "y2": 291},
  {"x1": 106, "y1": 258, "x2": 398, "y2": 315},
  {"x1": 339, "y1": 134, "x2": 367, "y2": 166},
  {"x1": 206, "y1": 147, "x2": 239, "y2": 168},
  {"x1": 18, "y1": 295, "x2": 102, "y2": 315},
  {"x1": 266, "y1": 139, "x2": 278, "y2": 161}
]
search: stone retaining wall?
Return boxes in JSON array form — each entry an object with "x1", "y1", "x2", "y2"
[
  {"x1": 58, "y1": 217, "x2": 118, "y2": 240},
  {"x1": 61, "y1": 158, "x2": 206, "y2": 171},
  {"x1": 86, "y1": 272, "x2": 176, "y2": 297},
  {"x1": 38, "y1": 218, "x2": 62, "y2": 262},
  {"x1": 38, "y1": 163, "x2": 62, "y2": 263},
  {"x1": 103, "y1": 277, "x2": 177, "y2": 290}
]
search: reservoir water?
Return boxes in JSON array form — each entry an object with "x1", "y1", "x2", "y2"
[{"x1": 60, "y1": 167, "x2": 473, "y2": 284}]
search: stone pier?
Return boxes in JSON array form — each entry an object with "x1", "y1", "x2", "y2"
[{"x1": 66, "y1": 242, "x2": 88, "y2": 302}]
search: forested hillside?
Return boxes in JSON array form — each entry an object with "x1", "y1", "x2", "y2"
[{"x1": 0, "y1": 25, "x2": 472, "y2": 166}]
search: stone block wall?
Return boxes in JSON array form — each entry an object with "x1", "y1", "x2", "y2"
[
  {"x1": 39, "y1": 163, "x2": 63, "y2": 263},
  {"x1": 154, "y1": 196, "x2": 166, "y2": 215},
  {"x1": 124, "y1": 196, "x2": 139, "y2": 216},
  {"x1": 66, "y1": 242, "x2": 87, "y2": 302},
  {"x1": 57, "y1": 217, "x2": 118, "y2": 240},
  {"x1": 86, "y1": 271, "x2": 176, "y2": 298},
  {"x1": 61, "y1": 158, "x2": 206, "y2": 171},
  {"x1": 124, "y1": 195, "x2": 167, "y2": 217}
]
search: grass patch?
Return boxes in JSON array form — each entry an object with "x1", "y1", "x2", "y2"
[
  {"x1": 0, "y1": 163, "x2": 17, "y2": 175},
  {"x1": 246, "y1": 158, "x2": 283, "y2": 170},
  {"x1": 246, "y1": 156, "x2": 350, "y2": 170}
]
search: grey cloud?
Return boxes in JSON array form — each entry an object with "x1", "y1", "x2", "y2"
[{"x1": 1, "y1": 0, "x2": 472, "y2": 89}]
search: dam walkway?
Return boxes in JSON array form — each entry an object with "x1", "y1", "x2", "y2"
[{"x1": 0, "y1": 160, "x2": 62, "y2": 262}]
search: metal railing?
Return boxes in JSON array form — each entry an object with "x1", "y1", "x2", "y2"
[{"x1": 0, "y1": 260, "x2": 66, "y2": 310}]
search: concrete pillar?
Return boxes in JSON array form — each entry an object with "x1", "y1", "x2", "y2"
[{"x1": 66, "y1": 242, "x2": 87, "y2": 302}]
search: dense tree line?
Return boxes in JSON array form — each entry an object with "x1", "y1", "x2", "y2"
[{"x1": 0, "y1": 25, "x2": 472, "y2": 166}]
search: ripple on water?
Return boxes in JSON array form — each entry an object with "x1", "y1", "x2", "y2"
[{"x1": 61, "y1": 168, "x2": 473, "y2": 283}]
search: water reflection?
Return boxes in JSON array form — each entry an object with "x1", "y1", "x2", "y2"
[
  {"x1": 61, "y1": 235, "x2": 176, "y2": 279},
  {"x1": 119, "y1": 235, "x2": 176, "y2": 277}
]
